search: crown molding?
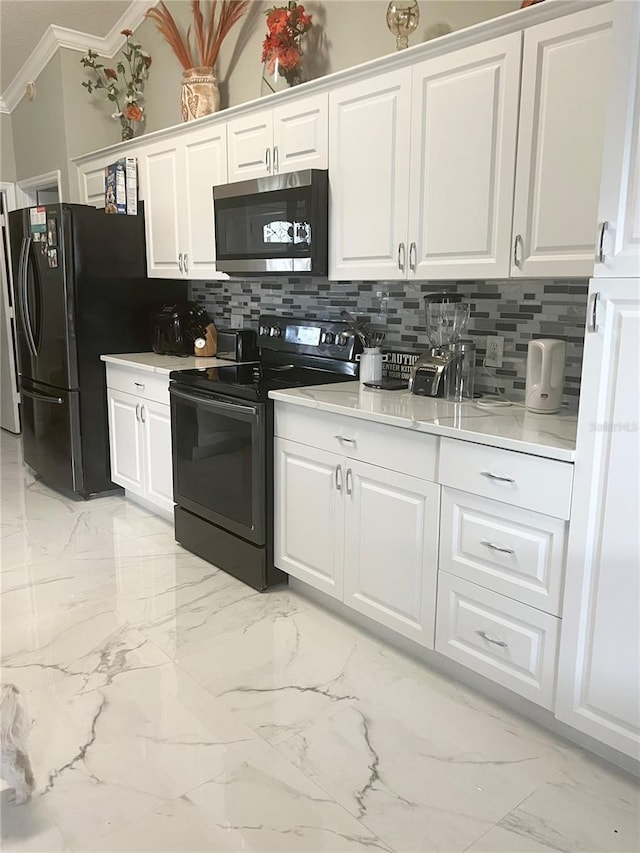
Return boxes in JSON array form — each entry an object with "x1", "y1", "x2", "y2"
[{"x1": 1, "y1": 0, "x2": 157, "y2": 114}]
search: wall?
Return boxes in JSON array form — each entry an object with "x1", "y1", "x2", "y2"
[
  {"x1": 0, "y1": 113, "x2": 16, "y2": 182},
  {"x1": 190, "y1": 277, "x2": 587, "y2": 407},
  {"x1": 10, "y1": 52, "x2": 70, "y2": 198}
]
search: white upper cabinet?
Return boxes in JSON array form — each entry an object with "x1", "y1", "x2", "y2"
[
  {"x1": 329, "y1": 68, "x2": 412, "y2": 281},
  {"x1": 595, "y1": 0, "x2": 640, "y2": 278},
  {"x1": 511, "y1": 4, "x2": 613, "y2": 278},
  {"x1": 409, "y1": 33, "x2": 521, "y2": 280},
  {"x1": 140, "y1": 123, "x2": 227, "y2": 279},
  {"x1": 329, "y1": 33, "x2": 522, "y2": 281},
  {"x1": 556, "y1": 279, "x2": 640, "y2": 760},
  {"x1": 227, "y1": 92, "x2": 328, "y2": 183}
]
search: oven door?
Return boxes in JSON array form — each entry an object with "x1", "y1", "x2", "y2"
[{"x1": 170, "y1": 385, "x2": 265, "y2": 545}]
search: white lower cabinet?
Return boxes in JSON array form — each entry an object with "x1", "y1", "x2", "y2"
[
  {"x1": 435, "y1": 572, "x2": 561, "y2": 710},
  {"x1": 106, "y1": 366, "x2": 174, "y2": 519},
  {"x1": 274, "y1": 435, "x2": 439, "y2": 648}
]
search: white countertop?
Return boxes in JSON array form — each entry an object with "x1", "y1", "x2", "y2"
[
  {"x1": 270, "y1": 382, "x2": 577, "y2": 462},
  {"x1": 100, "y1": 352, "x2": 239, "y2": 375}
]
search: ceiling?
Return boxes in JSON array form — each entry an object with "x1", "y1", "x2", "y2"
[{"x1": 0, "y1": 0, "x2": 133, "y2": 94}]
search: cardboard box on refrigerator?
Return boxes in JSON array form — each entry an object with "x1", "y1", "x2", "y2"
[{"x1": 104, "y1": 157, "x2": 138, "y2": 215}]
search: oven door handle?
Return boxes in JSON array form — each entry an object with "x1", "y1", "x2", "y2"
[{"x1": 170, "y1": 386, "x2": 261, "y2": 418}]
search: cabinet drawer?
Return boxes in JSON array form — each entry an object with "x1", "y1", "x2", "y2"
[
  {"x1": 274, "y1": 404, "x2": 437, "y2": 481},
  {"x1": 436, "y1": 572, "x2": 560, "y2": 709},
  {"x1": 105, "y1": 365, "x2": 169, "y2": 405},
  {"x1": 440, "y1": 488, "x2": 566, "y2": 615},
  {"x1": 439, "y1": 438, "x2": 573, "y2": 518}
]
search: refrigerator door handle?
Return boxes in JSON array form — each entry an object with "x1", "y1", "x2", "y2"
[
  {"x1": 21, "y1": 237, "x2": 38, "y2": 357},
  {"x1": 20, "y1": 387, "x2": 64, "y2": 405},
  {"x1": 27, "y1": 239, "x2": 43, "y2": 354},
  {"x1": 17, "y1": 238, "x2": 32, "y2": 355}
]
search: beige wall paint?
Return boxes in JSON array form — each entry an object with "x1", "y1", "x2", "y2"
[
  {"x1": 1, "y1": 113, "x2": 17, "y2": 182},
  {"x1": 5, "y1": 1, "x2": 522, "y2": 184},
  {"x1": 10, "y1": 52, "x2": 70, "y2": 198}
]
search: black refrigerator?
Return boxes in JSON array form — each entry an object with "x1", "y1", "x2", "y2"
[{"x1": 9, "y1": 203, "x2": 186, "y2": 499}]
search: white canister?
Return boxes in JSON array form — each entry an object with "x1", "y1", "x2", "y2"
[
  {"x1": 359, "y1": 347, "x2": 383, "y2": 385},
  {"x1": 525, "y1": 338, "x2": 566, "y2": 414}
]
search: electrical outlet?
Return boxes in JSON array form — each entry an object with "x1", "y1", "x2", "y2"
[
  {"x1": 230, "y1": 314, "x2": 244, "y2": 329},
  {"x1": 485, "y1": 336, "x2": 504, "y2": 368}
]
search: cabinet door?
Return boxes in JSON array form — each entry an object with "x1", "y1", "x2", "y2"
[
  {"x1": 511, "y1": 5, "x2": 613, "y2": 278},
  {"x1": 595, "y1": 1, "x2": 640, "y2": 278},
  {"x1": 556, "y1": 280, "x2": 640, "y2": 759},
  {"x1": 182, "y1": 123, "x2": 228, "y2": 279},
  {"x1": 343, "y1": 461, "x2": 440, "y2": 648},
  {"x1": 140, "y1": 140, "x2": 183, "y2": 277},
  {"x1": 227, "y1": 109, "x2": 273, "y2": 182},
  {"x1": 329, "y1": 69, "x2": 412, "y2": 281},
  {"x1": 272, "y1": 92, "x2": 328, "y2": 172},
  {"x1": 409, "y1": 33, "x2": 520, "y2": 280},
  {"x1": 78, "y1": 161, "x2": 108, "y2": 208},
  {"x1": 107, "y1": 388, "x2": 145, "y2": 497},
  {"x1": 274, "y1": 438, "x2": 344, "y2": 600},
  {"x1": 141, "y1": 398, "x2": 174, "y2": 517}
]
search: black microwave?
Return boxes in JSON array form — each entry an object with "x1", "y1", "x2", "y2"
[{"x1": 213, "y1": 169, "x2": 328, "y2": 276}]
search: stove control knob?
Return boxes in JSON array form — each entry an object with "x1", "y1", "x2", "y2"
[
  {"x1": 337, "y1": 334, "x2": 349, "y2": 346},
  {"x1": 259, "y1": 324, "x2": 269, "y2": 337},
  {"x1": 323, "y1": 332, "x2": 334, "y2": 345},
  {"x1": 270, "y1": 326, "x2": 282, "y2": 338}
]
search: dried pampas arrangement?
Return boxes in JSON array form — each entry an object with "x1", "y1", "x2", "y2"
[{"x1": 146, "y1": 0, "x2": 250, "y2": 70}]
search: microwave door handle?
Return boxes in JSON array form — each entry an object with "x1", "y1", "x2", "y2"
[{"x1": 170, "y1": 386, "x2": 260, "y2": 418}]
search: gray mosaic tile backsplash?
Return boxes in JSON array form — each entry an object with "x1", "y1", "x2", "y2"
[{"x1": 190, "y1": 278, "x2": 588, "y2": 406}]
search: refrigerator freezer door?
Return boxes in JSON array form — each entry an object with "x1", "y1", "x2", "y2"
[
  {"x1": 20, "y1": 377, "x2": 83, "y2": 496},
  {"x1": 10, "y1": 206, "x2": 78, "y2": 390}
]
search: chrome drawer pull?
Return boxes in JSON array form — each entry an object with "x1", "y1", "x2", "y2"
[
  {"x1": 477, "y1": 630, "x2": 508, "y2": 648},
  {"x1": 335, "y1": 465, "x2": 342, "y2": 491},
  {"x1": 481, "y1": 471, "x2": 515, "y2": 483},
  {"x1": 481, "y1": 541, "x2": 514, "y2": 555},
  {"x1": 335, "y1": 435, "x2": 356, "y2": 444},
  {"x1": 134, "y1": 382, "x2": 145, "y2": 390}
]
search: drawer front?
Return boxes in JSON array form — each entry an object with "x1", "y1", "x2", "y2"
[
  {"x1": 440, "y1": 488, "x2": 567, "y2": 615},
  {"x1": 435, "y1": 572, "x2": 560, "y2": 709},
  {"x1": 274, "y1": 404, "x2": 437, "y2": 481},
  {"x1": 105, "y1": 365, "x2": 169, "y2": 405},
  {"x1": 439, "y1": 438, "x2": 573, "y2": 518}
]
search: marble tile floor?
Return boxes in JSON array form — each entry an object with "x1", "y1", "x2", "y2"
[{"x1": 0, "y1": 429, "x2": 638, "y2": 853}]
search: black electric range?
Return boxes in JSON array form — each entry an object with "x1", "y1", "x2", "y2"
[{"x1": 168, "y1": 315, "x2": 362, "y2": 590}]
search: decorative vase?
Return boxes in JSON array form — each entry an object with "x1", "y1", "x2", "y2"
[
  {"x1": 181, "y1": 67, "x2": 220, "y2": 121},
  {"x1": 260, "y1": 54, "x2": 304, "y2": 97},
  {"x1": 386, "y1": 0, "x2": 420, "y2": 50},
  {"x1": 120, "y1": 120, "x2": 134, "y2": 142}
]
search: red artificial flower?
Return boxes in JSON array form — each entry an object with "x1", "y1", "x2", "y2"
[
  {"x1": 121, "y1": 28, "x2": 133, "y2": 37},
  {"x1": 262, "y1": 1, "x2": 312, "y2": 75},
  {"x1": 124, "y1": 103, "x2": 143, "y2": 122},
  {"x1": 143, "y1": 55, "x2": 152, "y2": 68},
  {"x1": 104, "y1": 68, "x2": 118, "y2": 80}
]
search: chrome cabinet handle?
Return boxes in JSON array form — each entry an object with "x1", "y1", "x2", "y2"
[
  {"x1": 513, "y1": 234, "x2": 523, "y2": 269},
  {"x1": 335, "y1": 435, "x2": 356, "y2": 445},
  {"x1": 476, "y1": 630, "x2": 508, "y2": 648},
  {"x1": 265, "y1": 147, "x2": 271, "y2": 173},
  {"x1": 135, "y1": 403, "x2": 141, "y2": 421},
  {"x1": 409, "y1": 241, "x2": 417, "y2": 272},
  {"x1": 273, "y1": 145, "x2": 279, "y2": 173},
  {"x1": 178, "y1": 253, "x2": 183, "y2": 273},
  {"x1": 140, "y1": 404, "x2": 146, "y2": 423},
  {"x1": 587, "y1": 291, "x2": 600, "y2": 333},
  {"x1": 597, "y1": 220, "x2": 608, "y2": 263},
  {"x1": 184, "y1": 253, "x2": 189, "y2": 274},
  {"x1": 481, "y1": 471, "x2": 515, "y2": 483},
  {"x1": 398, "y1": 242, "x2": 406, "y2": 272},
  {"x1": 481, "y1": 540, "x2": 515, "y2": 555},
  {"x1": 134, "y1": 382, "x2": 145, "y2": 390},
  {"x1": 335, "y1": 465, "x2": 342, "y2": 491},
  {"x1": 346, "y1": 468, "x2": 353, "y2": 495}
]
